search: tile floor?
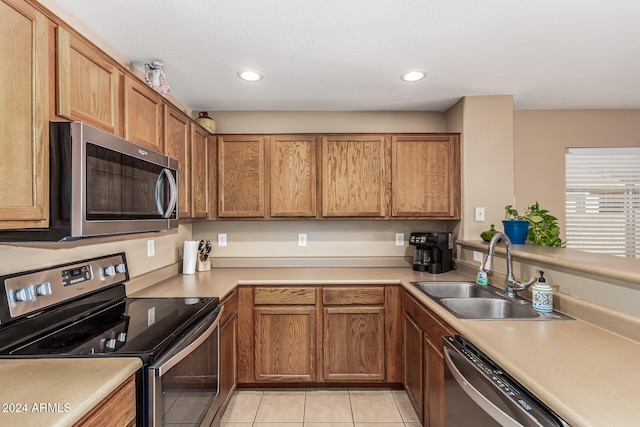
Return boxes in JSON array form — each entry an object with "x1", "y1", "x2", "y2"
[{"x1": 220, "y1": 388, "x2": 421, "y2": 427}]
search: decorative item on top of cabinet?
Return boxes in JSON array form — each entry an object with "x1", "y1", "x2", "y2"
[
  {"x1": 164, "y1": 106, "x2": 191, "y2": 219},
  {"x1": 217, "y1": 135, "x2": 265, "y2": 218},
  {"x1": 190, "y1": 124, "x2": 210, "y2": 219},
  {"x1": 56, "y1": 26, "x2": 123, "y2": 136},
  {"x1": 321, "y1": 135, "x2": 387, "y2": 217},
  {"x1": 270, "y1": 135, "x2": 317, "y2": 217},
  {"x1": 195, "y1": 111, "x2": 216, "y2": 134},
  {"x1": 123, "y1": 75, "x2": 164, "y2": 152},
  {"x1": 0, "y1": 0, "x2": 49, "y2": 229},
  {"x1": 391, "y1": 134, "x2": 460, "y2": 219}
]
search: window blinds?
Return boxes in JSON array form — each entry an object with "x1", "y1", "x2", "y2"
[{"x1": 565, "y1": 147, "x2": 640, "y2": 258}]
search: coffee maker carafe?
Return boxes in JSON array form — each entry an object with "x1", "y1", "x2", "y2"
[{"x1": 409, "y1": 232, "x2": 454, "y2": 273}]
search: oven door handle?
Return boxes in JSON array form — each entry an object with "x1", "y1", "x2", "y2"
[{"x1": 150, "y1": 304, "x2": 223, "y2": 377}]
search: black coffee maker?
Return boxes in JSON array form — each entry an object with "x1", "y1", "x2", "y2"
[{"x1": 409, "y1": 232, "x2": 454, "y2": 273}]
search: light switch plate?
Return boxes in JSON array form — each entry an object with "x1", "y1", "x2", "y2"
[
  {"x1": 475, "y1": 207, "x2": 486, "y2": 222},
  {"x1": 298, "y1": 233, "x2": 307, "y2": 247},
  {"x1": 218, "y1": 233, "x2": 227, "y2": 247},
  {"x1": 473, "y1": 251, "x2": 483, "y2": 262},
  {"x1": 147, "y1": 239, "x2": 155, "y2": 257},
  {"x1": 395, "y1": 233, "x2": 404, "y2": 246}
]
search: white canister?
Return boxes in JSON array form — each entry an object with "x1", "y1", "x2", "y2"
[{"x1": 532, "y1": 283, "x2": 553, "y2": 312}]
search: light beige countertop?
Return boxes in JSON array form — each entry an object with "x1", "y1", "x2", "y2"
[
  {"x1": 130, "y1": 266, "x2": 640, "y2": 427},
  {"x1": 0, "y1": 357, "x2": 141, "y2": 427}
]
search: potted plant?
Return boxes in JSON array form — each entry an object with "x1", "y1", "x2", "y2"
[{"x1": 503, "y1": 202, "x2": 563, "y2": 247}]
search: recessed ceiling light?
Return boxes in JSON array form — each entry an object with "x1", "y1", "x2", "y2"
[
  {"x1": 401, "y1": 71, "x2": 427, "y2": 82},
  {"x1": 237, "y1": 70, "x2": 263, "y2": 82}
]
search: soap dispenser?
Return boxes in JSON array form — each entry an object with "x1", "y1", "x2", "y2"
[{"x1": 532, "y1": 271, "x2": 553, "y2": 312}]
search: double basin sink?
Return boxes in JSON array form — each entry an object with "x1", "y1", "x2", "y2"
[{"x1": 411, "y1": 281, "x2": 573, "y2": 320}]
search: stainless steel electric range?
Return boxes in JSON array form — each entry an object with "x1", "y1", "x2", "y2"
[{"x1": 0, "y1": 253, "x2": 223, "y2": 427}]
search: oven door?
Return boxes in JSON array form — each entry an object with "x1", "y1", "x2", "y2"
[{"x1": 148, "y1": 305, "x2": 223, "y2": 427}]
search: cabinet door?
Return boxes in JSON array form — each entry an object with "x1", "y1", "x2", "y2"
[
  {"x1": 254, "y1": 305, "x2": 316, "y2": 382},
  {"x1": 220, "y1": 293, "x2": 238, "y2": 412},
  {"x1": 323, "y1": 306, "x2": 385, "y2": 381},
  {"x1": 321, "y1": 135, "x2": 386, "y2": 217},
  {"x1": 74, "y1": 375, "x2": 136, "y2": 427},
  {"x1": 392, "y1": 135, "x2": 460, "y2": 218},
  {"x1": 190, "y1": 124, "x2": 210, "y2": 219},
  {"x1": 56, "y1": 26, "x2": 122, "y2": 136},
  {"x1": 424, "y1": 335, "x2": 446, "y2": 427},
  {"x1": 124, "y1": 76, "x2": 164, "y2": 152},
  {"x1": 0, "y1": 0, "x2": 49, "y2": 228},
  {"x1": 403, "y1": 311, "x2": 424, "y2": 424},
  {"x1": 164, "y1": 106, "x2": 191, "y2": 219},
  {"x1": 270, "y1": 135, "x2": 317, "y2": 217},
  {"x1": 218, "y1": 136, "x2": 265, "y2": 218}
]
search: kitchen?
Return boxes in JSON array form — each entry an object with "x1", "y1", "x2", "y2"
[{"x1": 2, "y1": 0, "x2": 640, "y2": 426}]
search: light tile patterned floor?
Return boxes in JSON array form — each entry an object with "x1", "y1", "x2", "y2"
[{"x1": 220, "y1": 388, "x2": 421, "y2": 427}]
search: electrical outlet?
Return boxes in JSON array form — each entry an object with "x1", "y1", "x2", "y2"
[
  {"x1": 395, "y1": 232, "x2": 404, "y2": 246},
  {"x1": 298, "y1": 233, "x2": 307, "y2": 247},
  {"x1": 475, "y1": 207, "x2": 486, "y2": 222},
  {"x1": 147, "y1": 239, "x2": 155, "y2": 257},
  {"x1": 218, "y1": 233, "x2": 227, "y2": 247},
  {"x1": 473, "y1": 251, "x2": 483, "y2": 263}
]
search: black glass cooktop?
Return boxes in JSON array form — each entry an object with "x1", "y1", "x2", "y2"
[{"x1": 0, "y1": 295, "x2": 218, "y2": 362}]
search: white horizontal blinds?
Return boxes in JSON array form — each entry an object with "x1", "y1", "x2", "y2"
[{"x1": 565, "y1": 147, "x2": 640, "y2": 258}]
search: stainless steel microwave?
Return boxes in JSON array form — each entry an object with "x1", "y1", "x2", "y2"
[{"x1": 0, "y1": 122, "x2": 178, "y2": 242}]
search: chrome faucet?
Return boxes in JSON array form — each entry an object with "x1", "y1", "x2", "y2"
[{"x1": 481, "y1": 232, "x2": 537, "y2": 299}]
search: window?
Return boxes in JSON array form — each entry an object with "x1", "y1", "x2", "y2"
[{"x1": 565, "y1": 147, "x2": 640, "y2": 258}]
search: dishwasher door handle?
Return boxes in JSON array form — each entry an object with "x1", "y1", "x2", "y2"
[{"x1": 444, "y1": 346, "x2": 533, "y2": 427}]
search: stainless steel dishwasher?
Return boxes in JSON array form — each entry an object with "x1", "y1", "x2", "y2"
[{"x1": 443, "y1": 335, "x2": 571, "y2": 427}]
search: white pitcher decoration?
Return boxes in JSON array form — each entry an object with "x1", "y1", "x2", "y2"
[{"x1": 145, "y1": 61, "x2": 169, "y2": 95}]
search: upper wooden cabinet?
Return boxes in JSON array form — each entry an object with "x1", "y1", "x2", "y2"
[
  {"x1": 391, "y1": 135, "x2": 460, "y2": 219},
  {"x1": 270, "y1": 135, "x2": 317, "y2": 217},
  {"x1": 124, "y1": 76, "x2": 164, "y2": 152},
  {"x1": 56, "y1": 27, "x2": 123, "y2": 136},
  {"x1": 321, "y1": 135, "x2": 387, "y2": 217},
  {"x1": 0, "y1": 0, "x2": 49, "y2": 229},
  {"x1": 217, "y1": 135, "x2": 265, "y2": 218},
  {"x1": 190, "y1": 124, "x2": 210, "y2": 219},
  {"x1": 164, "y1": 106, "x2": 191, "y2": 219}
]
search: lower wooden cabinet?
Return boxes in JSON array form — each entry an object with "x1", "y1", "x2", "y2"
[
  {"x1": 322, "y1": 287, "x2": 385, "y2": 381},
  {"x1": 74, "y1": 375, "x2": 136, "y2": 427},
  {"x1": 217, "y1": 290, "x2": 238, "y2": 421},
  {"x1": 402, "y1": 290, "x2": 455, "y2": 427},
  {"x1": 237, "y1": 285, "x2": 400, "y2": 385}
]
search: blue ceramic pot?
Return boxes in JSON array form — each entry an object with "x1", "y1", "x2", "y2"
[{"x1": 502, "y1": 220, "x2": 530, "y2": 244}]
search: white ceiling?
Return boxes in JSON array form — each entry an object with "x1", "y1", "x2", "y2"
[{"x1": 53, "y1": 0, "x2": 640, "y2": 112}]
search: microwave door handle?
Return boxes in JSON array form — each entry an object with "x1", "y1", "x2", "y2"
[{"x1": 155, "y1": 168, "x2": 178, "y2": 218}]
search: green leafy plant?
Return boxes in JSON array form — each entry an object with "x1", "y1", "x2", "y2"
[{"x1": 504, "y1": 202, "x2": 564, "y2": 247}]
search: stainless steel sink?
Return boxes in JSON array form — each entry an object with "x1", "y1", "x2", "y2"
[
  {"x1": 412, "y1": 282, "x2": 494, "y2": 299},
  {"x1": 410, "y1": 281, "x2": 573, "y2": 320},
  {"x1": 440, "y1": 297, "x2": 541, "y2": 319}
]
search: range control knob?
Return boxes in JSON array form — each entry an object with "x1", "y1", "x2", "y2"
[
  {"x1": 35, "y1": 282, "x2": 52, "y2": 297},
  {"x1": 14, "y1": 287, "x2": 33, "y2": 302},
  {"x1": 115, "y1": 263, "x2": 126, "y2": 274},
  {"x1": 105, "y1": 338, "x2": 117, "y2": 350},
  {"x1": 103, "y1": 265, "x2": 116, "y2": 277},
  {"x1": 117, "y1": 332, "x2": 127, "y2": 343}
]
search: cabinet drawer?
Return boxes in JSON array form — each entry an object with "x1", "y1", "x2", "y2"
[
  {"x1": 323, "y1": 287, "x2": 384, "y2": 305},
  {"x1": 254, "y1": 287, "x2": 316, "y2": 305}
]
